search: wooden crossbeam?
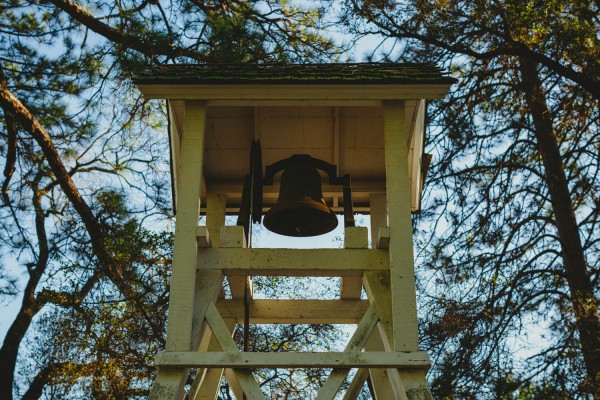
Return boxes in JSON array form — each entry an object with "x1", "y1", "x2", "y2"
[
  {"x1": 216, "y1": 299, "x2": 370, "y2": 324},
  {"x1": 197, "y1": 248, "x2": 388, "y2": 277},
  {"x1": 154, "y1": 351, "x2": 431, "y2": 369}
]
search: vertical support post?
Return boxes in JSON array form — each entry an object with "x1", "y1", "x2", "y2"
[
  {"x1": 383, "y1": 101, "x2": 432, "y2": 399},
  {"x1": 341, "y1": 227, "x2": 368, "y2": 299},
  {"x1": 369, "y1": 193, "x2": 387, "y2": 249},
  {"x1": 190, "y1": 194, "x2": 228, "y2": 400},
  {"x1": 383, "y1": 100, "x2": 418, "y2": 349},
  {"x1": 193, "y1": 226, "x2": 247, "y2": 400},
  {"x1": 149, "y1": 100, "x2": 207, "y2": 400},
  {"x1": 206, "y1": 194, "x2": 227, "y2": 249}
]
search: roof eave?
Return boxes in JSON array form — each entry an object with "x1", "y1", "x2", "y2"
[{"x1": 138, "y1": 83, "x2": 454, "y2": 101}]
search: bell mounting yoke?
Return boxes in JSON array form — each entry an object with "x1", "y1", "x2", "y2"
[
  {"x1": 263, "y1": 154, "x2": 355, "y2": 229},
  {"x1": 237, "y1": 142, "x2": 356, "y2": 240}
]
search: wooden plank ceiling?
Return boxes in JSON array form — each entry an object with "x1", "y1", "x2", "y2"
[{"x1": 169, "y1": 101, "x2": 426, "y2": 213}]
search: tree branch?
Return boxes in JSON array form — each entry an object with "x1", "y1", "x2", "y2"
[
  {"x1": 0, "y1": 63, "x2": 163, "y2": 339},
  {"x1": 44, "y1": 0, "x2": 202, "y2": 62},
  {"x1": 1, "y1": 110, "x2": 17, "y2": 204}
]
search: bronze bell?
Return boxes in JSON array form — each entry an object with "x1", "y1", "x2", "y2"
[{"x1": 263, "y1": 164, "x2": 338, "y2": 237}]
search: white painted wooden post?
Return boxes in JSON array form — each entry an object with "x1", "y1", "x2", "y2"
[
  {"x1": 369, "y1": 193, "x2": 387, "y2": 249},
  {"x1": 149, "y1": 100, "x2": 207, "y2": 400},
  {"x1": 206, "y1": 194, "x2": 226, "y2": 249},
  {"x1": 383, "y1": 101, "x2": 419, "y2": 349},
  {"x1": 197, "y1": 226, "x2": 247, "y2": 399},
  {"x1": 190, "y1": 194, "x2": 228, "y2": 400},
  {"x1": 367, "y1": 188, "x2": 391, "y2": 400},
  {"x1": 341, "y1": 227, "x2": 368, "y2": 299},
  {"x1": 383, "y1": 101, "x2": 432, "y2": 399}
]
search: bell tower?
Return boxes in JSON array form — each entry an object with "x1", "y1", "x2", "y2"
[{"x1": 134, "y1": 63, "x2": 455, "y2": 400}]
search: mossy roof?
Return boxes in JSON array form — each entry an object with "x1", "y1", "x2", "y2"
[{"x1": 133, "y1": 63, "x2": 457, "y2": 85}]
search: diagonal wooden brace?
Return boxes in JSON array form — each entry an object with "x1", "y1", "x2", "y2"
[{"x1": 204, "y1": 302, "x2": 267, "y2": 400}]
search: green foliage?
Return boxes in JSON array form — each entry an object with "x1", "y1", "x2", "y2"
[
  {"x1": 0, "y1": 1, "x2": 343, "y2": 398},
  {"x1": 333, "y1": 0, "x2": 599, "y2": 397}
]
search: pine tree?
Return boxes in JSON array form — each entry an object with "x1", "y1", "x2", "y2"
[{"x1": 335, "y1": 0, "x2": 599, "y2": 397}]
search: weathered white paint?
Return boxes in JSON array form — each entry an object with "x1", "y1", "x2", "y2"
[
  {"x1": 384, "y1": 101, "x2": 433, "y2": 399},
  {"x1": 219, "y1": 226, "x2": 247, "y2": 248},
  {"x1": 191, "y1": 317, "x2": 236, "y2": 400},
  {"x1": 342, "y1": 368, "x2": 369, "y2": 400},
  {"x1": 197, "y1": 248, "x2": 388, "y2": 276},
  {"x1": 365, "y1": 323, "x2": 408, "y2": 400},
  {"x1": 377, "y1": 227, "x2": 390, "y2": 249},
  {"x1": 216, "y1": 299, "x2": 369, "y2": 324},
  {"x1": 195, "y1": 226, "x2": 211, "y2": 248},
  {"x1": 167, "y1": 100, "x2": 208, "y2": 351},
  {"x1": 149, "y1": 101, "x2": 207, "y2": 400},
  {"x1": 369, "y1": 193, "x2": 387, "y2": 248},
  {"x1": 219, "y1": 226, "x2": 250, "y2": 299},
  {"x1": 155, "y1": 351, "x2": 431, "y2": 369},
  {"x1": 206, "y1": 194, "x2": 226, "y2": 248},
  {"x1": 407, "y1": 100, "x2": 426, "y2": 211},
  {"x1": 341, "y1": 227, "x2": 368, "y2": 299},
  {"x1": 223, "y1": 368, "x2": 244, "y2": 400},
  {"x1": 193, "y1": 218, "x2": 243, "y2": 400},
  {"x1": 205, "y1": 303, "x2": 267, "y2": 400},
  {"x1": 315, "y1": 304, "x2": 378, "y2": 400},
  {"x1": 383, "y1": 101, "x2": 419, "y2": 350},
  {"x1": 363, "y1": 271, "x2": 394, "y2": 347},
  {"x1": 167, "y1": 102, "x2": 182, "y2": 211},
  {"x1": 191, "y1": 270, "x2": 223, "y2": 350}
]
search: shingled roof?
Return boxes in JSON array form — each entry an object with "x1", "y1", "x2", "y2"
[{"x1": 133, "y1": 63, "x2": 457, "y2": 85}]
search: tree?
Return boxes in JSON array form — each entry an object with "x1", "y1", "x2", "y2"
[
  {"x1": 0, "y1": 1, "x2": 340, "y2": 398},
  {"x1": 334, "y1": 0, "x2": 599, "y2": 397}
]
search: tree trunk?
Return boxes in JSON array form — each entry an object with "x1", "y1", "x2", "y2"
[
  {"x1": 519, "y1": 56, "x2": 600, "y2": 397},
  {"x1": 0, "y1": 280, "x2": 42, "y2": 400},
  {"x1": 0, "y1": 183, "x2": 48, "y2": 400}
]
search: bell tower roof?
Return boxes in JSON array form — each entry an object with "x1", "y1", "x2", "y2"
[
  {"x1": 132, "y1": 63, "x2": 456, "y2": 214},
  {"x1": 134, "y1": 62, "x2": 456, "y2": 86}
]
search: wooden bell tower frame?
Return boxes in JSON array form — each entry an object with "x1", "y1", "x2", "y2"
[{"x1": 134, "y1": 64, "x2": 455, "y2": 400}]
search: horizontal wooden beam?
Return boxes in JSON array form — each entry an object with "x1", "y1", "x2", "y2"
[
  {"x1": 155, "y1": 351, "x2": 431, "y2": 369},
  {"x1": 204, "y1": 181, "x2": 387, "y2": 197},
  {"x1": 207, "y1": 100, "x2": 384, "y2": 107},
  {"x1": 216, "y1": 299, "x2": 370, "y2": 324},
  {"x1": 197, "y1": 248, "x2": 389, "y2": 277},
  {"x1": 138, "y1": 84, "x2": 452, "y2": 101}
]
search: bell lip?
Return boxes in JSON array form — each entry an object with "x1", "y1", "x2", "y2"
[{"x1": 263, "y1": 198, "x2": 338, "y2": 237}]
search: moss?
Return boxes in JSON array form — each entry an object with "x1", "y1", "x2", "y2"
[{"x1": 133, "y1": 62, "x2": 457, "y2": 85}]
